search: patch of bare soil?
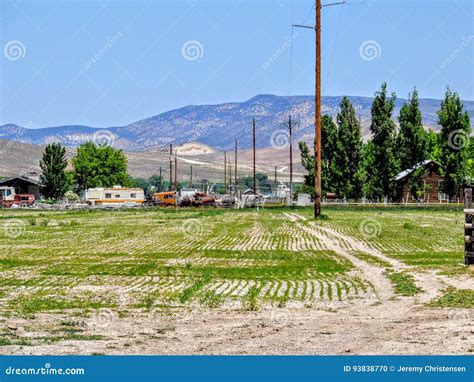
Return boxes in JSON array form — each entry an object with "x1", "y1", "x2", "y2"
[{"x1": 2, "y1": 302, "x2": 472, "y2": 355}]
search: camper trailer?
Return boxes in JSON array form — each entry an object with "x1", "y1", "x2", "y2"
[{"x1": 85, "y1": 186, "x2": 145, "y2": 207}]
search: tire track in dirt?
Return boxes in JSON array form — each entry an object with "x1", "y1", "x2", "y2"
[
  {"x1": 283, "y1": 213, "x2": 392, "y2": 300},
  {"x1": 285, "y1": 213, "x2": 452, "y2": 304}
]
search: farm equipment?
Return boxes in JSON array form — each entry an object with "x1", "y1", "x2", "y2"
[
  {"x1": 0, "y1": 187, "x2": 35, "y2": 208},
  {"x1": 149, "y1": 191, "x2": 216, "y2": 207},
  {"x1": 191, "y1": 192, "x2": 216, "y2": 207},
  {"x1": 150, "y1": 191, "x2": 176, "y2": 206}
]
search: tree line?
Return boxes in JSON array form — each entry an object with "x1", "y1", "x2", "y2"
[
  {"x1": 299, "y1": 83, "x2": 472, "y2": 201},
  {"x1": 39, "y1": 141, "x2": 156, "y2": 200}
]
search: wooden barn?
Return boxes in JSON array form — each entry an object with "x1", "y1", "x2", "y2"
[{"x1": 395, "y1": 160, "x2": 445, "y2": 203}]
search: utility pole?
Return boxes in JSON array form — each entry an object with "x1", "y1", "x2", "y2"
[
  {"x1": 253, "y1": 118, "x2": 257, "y2": 194},
  {"x1": 169, "y1": 144, "x2": 173, "y2": 191},
  {"x1": 289, "y1": 114, "x2": 293, "y2": 207},
  {"x1": 190, "y1": 165, "x2": 193, "y2": 188},
  {"x1": 228, "y1": 159, "x2": 232, "y2": 195},
  {"x1": 159, "y1": 166, "x2": 162, "y2": 192},
  {"x1": 274, "y1": 166, "x2": 277, "y2": 195},
  {"x1": 294, "y1": 0, "x2": 345, "y2": 218},
  {"x1": 315, "y1": 0, "x2": 322, "y2": 218},
  {"x1": 224, "y1": 151, "x2": 227, "y2": 193},
  {"x1": 234, "y1": 139, "x2": 238, "y2": 195},
  {"x1": 174, "y1": 150, "x2": 178, "y2": 191}
]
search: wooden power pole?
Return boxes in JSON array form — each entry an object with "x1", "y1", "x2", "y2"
[
  {"x1": 224, "y1": 151, "x2": 227, "y2": 193},
  {"x1": 314, "y1": 0, "x2": 322, "y2": 218},
  {"x1": 174, "y1": 150, "x2": 178, "y2": 191},
  {"x1": 253, "y1": 118, "x2": 257, "y2": 194},
  {"x1": 274, "y1": 166, "x2": 277, "y2": 195},
  {"x1": 169, "y1": 144, "x2": 173, "y2": 191},
  {"x1": 190, "y1": 165, "x2": 193, "y2": 188},
  {"x1": 228, "y1": 159, "x2": 232, "y2": 194},
  {"x1": 159, "y1": 166, "x2": 162, "y2": 192},
  {"x1": 234, "y1": 139, "x2": 238, "y2": 194},
  {"x1": 289, "y1": 114, "x2": 293, "y2": 206},
  {"x1": 294, "y1": 1, "x2": 345, "y2": 218}
]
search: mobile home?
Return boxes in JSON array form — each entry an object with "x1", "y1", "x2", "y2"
[{"x1": 85, "y1": 186, "x2": 145, "y2": 206}]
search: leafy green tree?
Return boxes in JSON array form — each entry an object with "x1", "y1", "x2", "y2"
[
  {"x1": 39, "y1": 143, "x2": 69, "y2": 200},
  {"x1": 397, "y1": 88, "x2": 428, "y2": 170},
  {"x1": 332, "y1": 97, "x2": 364, "y2": 199},
  {"x1": 363, "y1": 83, "x2": 400, "y2": 200},
  {"x1": 298, "y1": 141, "x2": 315, "y2": 197},
  {"x1": 438, "y1": 88, "x2": 471, "y2": 197},
  {"x1": 425, "y1": 129, "x2": 441, "y2": 161},
  {"x1": 238, "y1": 173, "x2": 273, "y2": 193},
  {"x1": 72, "y1": 142, "x2": 130, "y2": 192},
  {"x1": 467, "y1": 137, "x2": 474, "y2": 183},
  {"x1": 148, "y1": 174, "x2": 166, "y2": 192},
  {"x1": 129, "y1": 177, "x2": 151, "y2": 194}
]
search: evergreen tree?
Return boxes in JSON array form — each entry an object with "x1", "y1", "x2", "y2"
[
  {"x1": 39, "y1": 143, "x2": 69, "y2": 200},
  {"x1": 333, "y1": 96, "x2": 364, "y2": 199},
  {"x1": 397, "y1": 88, "x2": 427, "y2": 170},
  {"x1": 363, "y1": 83, "x2": 400, "y2": 200},
  {"x1": 437, "y1": 88, "x2": 471, "y2": 197}
]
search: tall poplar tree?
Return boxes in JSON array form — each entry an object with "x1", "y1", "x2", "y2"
[
  {"x1": 397, "y1": 88, "x2": 428, "y2": 170},
  {"x1": 299, "y1": 115, "x2": 338, "y2": 196},
  {"x1": 438, "y1": 88, "x2": 471, "y2": 197},
  {"x1": 333, "y1": 96, "x2": 364, "y2": 199},
  {"x1": 363, "y1": 83, "x2": 400, "y2": 200},
  {"x1": 39, "y1": 143, "x2": 69, "y2": 200}
]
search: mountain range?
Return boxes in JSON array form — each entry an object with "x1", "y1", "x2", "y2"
[{"x1": 1, "y1": 95, "x2": 473, "y2": 151}]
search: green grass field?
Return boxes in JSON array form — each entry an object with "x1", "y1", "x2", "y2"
[
  {"x1": 0, "y1": 205, "x2": 471, "y2": 352},
  {"x1": 0, "y1": 206, "x2": 466, "y2": 314}
]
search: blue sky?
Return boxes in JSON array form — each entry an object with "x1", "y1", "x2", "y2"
[{"x1": 0, "y1": 0, "x2": 472, "y2": 128}]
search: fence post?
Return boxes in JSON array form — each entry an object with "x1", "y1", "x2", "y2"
[{"x1": 465, "y1": 188, "x2": 473, "y2": 266}]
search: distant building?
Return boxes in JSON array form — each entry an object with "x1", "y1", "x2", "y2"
[
  {"x1": 395, "y1": 160, "x2": 470, "y2": 203},
  {"x1": 0, "y1": 176, "x2": 41, "y2": 199}
]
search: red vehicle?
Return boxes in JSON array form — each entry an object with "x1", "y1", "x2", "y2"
[
  {"x1": 191, "y1": 192, "x2": 216, "y2": 207},
  {"x1": 0, "y1": 187, "x2": 35, "y2": 208}
]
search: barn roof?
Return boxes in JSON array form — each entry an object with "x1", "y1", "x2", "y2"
[
  {"x1": 394, "y1": 160, "x2": 443, "y2": 181},
  {"x1": 0, "y1": 176, "x2": 41, "y2": 186}
]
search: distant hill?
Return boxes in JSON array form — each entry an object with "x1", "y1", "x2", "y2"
[
  {"x1": 1, "y1": 95, "x2": 473, "y2": 151},
  {"x1": 0, "y1": 140, "x2": 305, "y2": 182}
]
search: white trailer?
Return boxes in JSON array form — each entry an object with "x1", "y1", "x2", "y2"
[{"x1": 85, "y1": 186, "x2": 145, "y2": 207}]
